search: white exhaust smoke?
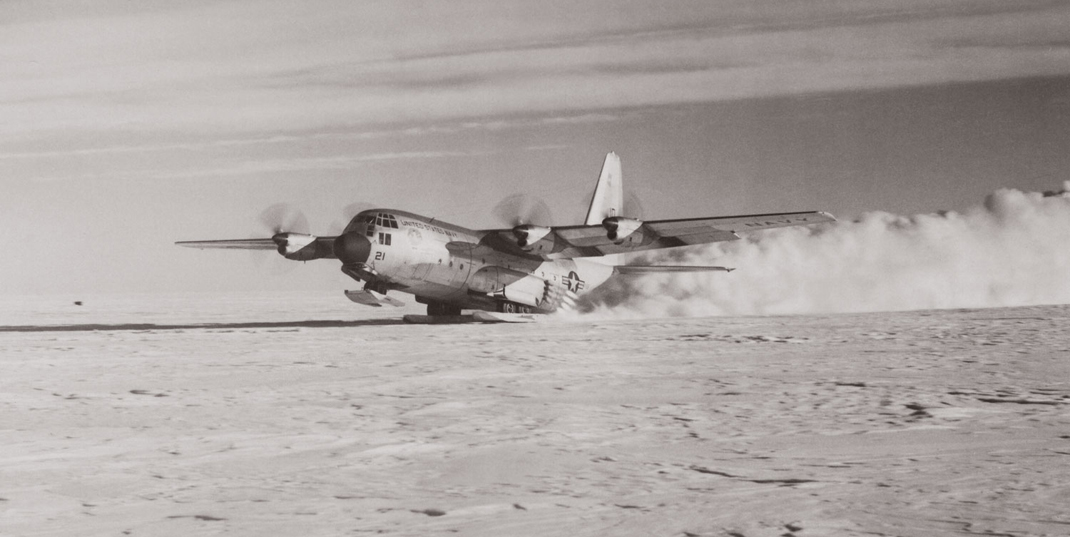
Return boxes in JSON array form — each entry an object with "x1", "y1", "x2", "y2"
[{"x1": 575, "y1": 184, "x2": 1070, "y2": 318}]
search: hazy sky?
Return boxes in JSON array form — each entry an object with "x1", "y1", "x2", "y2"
[{"x1": 3, "y1": 0, "x2": 1070, "y2": 296}]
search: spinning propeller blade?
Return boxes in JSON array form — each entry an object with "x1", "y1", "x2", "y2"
[
  {"x1": 258, "y1": 203, "x2": 309, "y2": 235},
  {"x1": 251, "y1": 203, "x2": 310, "y2": 273},
  {"x1": 328, "y1": 202, "x2": 377, "y2": 235},
  {"x1": 493, "y1": 193, "x2": 553, "y2": 227},
  {"x1": 624, "y1": 190, "x2": 645, "y2": 220}
]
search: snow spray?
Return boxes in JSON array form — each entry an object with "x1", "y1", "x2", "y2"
[{"x1": 575, "y1": 183, "x2": 1070, "y2": 317}]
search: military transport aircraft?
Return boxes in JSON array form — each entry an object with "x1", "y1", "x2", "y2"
[{"x1": 177, "y1": 153, "x2": 834, "y2": 320}]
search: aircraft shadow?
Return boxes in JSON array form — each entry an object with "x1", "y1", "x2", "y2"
[{"x1": 0, "y1": 319, "x2": 407, "y2": 333}]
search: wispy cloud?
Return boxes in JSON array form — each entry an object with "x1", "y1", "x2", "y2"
[
  {"x1": 2, "y1": 0, "x2": 1068, "y2": 140},
  {"x1": 27, "y1": 149, "x2": 484, "y2": 183},
  {"x1": 0, "y1": 112, "x2": 621, "y2": 164},
  {"x1": 154, "y1": 150, "x2": 480, "y2": 179}
]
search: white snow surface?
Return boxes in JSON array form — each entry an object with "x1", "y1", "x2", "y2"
[{"x1": 2, "y1": 293, "x2": 1070, "y2": 536}]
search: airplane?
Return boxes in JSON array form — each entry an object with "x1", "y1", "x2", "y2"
[{"x1": 177, "y1": 153, "x2": 835, "y2": 320}]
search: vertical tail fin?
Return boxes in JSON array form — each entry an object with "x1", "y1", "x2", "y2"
[
  {"x1": 584, "y1": 152, "x2": 623, "y2": 225},
  {"x1": 584, "y1": 152, "x2": 625, "y2": 266}
]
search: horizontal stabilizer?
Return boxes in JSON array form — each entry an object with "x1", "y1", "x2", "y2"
[
  {"x1": 175, "y1": 238, "x2": 277, "y2": 250},
  {"x1": 614, "y1": 265, "x2": 733, "y2": 274}
]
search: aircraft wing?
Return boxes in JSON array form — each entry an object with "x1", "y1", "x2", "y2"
[
  {"x1": 646, "y1": 211, "x2": 836, "y2": 236},
  {"x1": 175, "y1": 238, "x2": 278, "y2": 250},
  {"x1": 479, "y1": 211, "x2": 835, "y2": 259},
  {"x1": 614, "y1": 265, "x2": 733, "y2": 274}
]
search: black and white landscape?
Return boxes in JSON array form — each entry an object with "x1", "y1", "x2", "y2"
[{"x1": 5, "y1": 2, "x2": 1070, "y2": 536}]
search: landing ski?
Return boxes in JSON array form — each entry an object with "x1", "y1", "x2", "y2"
[
  {"x1": 402, "y1": 314, "x2": 483, "y2": 324},
  {"x1": 470, "y1": 311, "x2": 541, "y2": 323},
  {"x1": 345, "y1": 289, "x2": 405, "y2": 307},
  {"x1": 402, "y1": 311, "x2": 542, "y2": 324}
]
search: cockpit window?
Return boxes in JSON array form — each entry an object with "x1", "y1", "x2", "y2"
[
  {"x1": 342, "y1": 213, "x2": 381, "y2": 235},
  {"x1": 376, "y1": 213, "x2": 399, "y2": 229},
  {"x1": 348, "y1": 212, "x2": 398, "y2": 233}
]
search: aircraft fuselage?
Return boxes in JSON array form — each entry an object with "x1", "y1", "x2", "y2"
[{"x1": 335, "y1": 209, "x2": 613, "y2": 313}]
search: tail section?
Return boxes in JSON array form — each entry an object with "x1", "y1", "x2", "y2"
[{"x1": 584, "y1": 152, "x2": 624, "y2": 225}]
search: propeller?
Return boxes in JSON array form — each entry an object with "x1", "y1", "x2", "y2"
[
  {"x1": 579, "y1": 189, "x2": 646, "y2": 219},
  {"x1": 577, "y1": 190, "x2": 642, "y2": 220},
  {"x1": 328, "y1": 202, "x2": 377, "y2": 235},
  {"x1": 251, "y1": 203, "x2": 309, "y2": 274},
  {"x1": 624, "y1": 190, "x2": 645, "y2": 220},
  {"x1": 258, "y1": 203, "x2": 309, "y2": 235},
  {"x1": 493, "y1": 193, "x2": 553, "y2": 227}
]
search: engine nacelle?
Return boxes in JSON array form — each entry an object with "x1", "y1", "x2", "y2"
[
  {"x1": 273, "y1": 232, "x2": 328, "y2": 261},
  {"x1": 468, "y1": 266, "x2": 552, "y2": 309},
  {"x1": 496, "y1": 274, "x2": 550, "y2": 308},
  {"x1": 511, "y1": 224, "x2": 552, "y2": 249},
  {"x1": 602, "y1": 217, "x2": 643, "y2": 243}
]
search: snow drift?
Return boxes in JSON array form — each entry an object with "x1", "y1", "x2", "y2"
[{"x1": 575, "y1": 183, "x2": 1070, "y2": 318}]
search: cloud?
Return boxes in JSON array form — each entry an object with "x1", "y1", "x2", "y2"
[
  {"x1": 575, "y1": 183, "x2": 1070, "y2": 317},
  {"x1": 2, "y1": 0, "x2": 1069, "y2": 138},
  {"x1": 150, "y1": 150, "x2": 480, "y2": 179},
  {"x1": 0, "y1": 107, "x2": 625, "y2": 187}
]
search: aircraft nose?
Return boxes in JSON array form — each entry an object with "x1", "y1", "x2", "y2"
[{"x1": 333, "y1": 233, "x2": 371, "y2": 265}]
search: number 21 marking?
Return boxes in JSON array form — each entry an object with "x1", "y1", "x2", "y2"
[{"x1": 375, "y1": 251, "x2": 386, "y2": 261}]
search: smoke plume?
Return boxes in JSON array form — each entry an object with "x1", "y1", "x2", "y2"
[{"x1": 575, "y1": 184, "x2": 1070, "y2": 318}]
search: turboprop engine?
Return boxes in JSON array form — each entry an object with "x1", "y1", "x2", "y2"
[
  {"x1": 469, "y1": 266, "x2": 558, "y2": 310},
  {"x1": 495, "y1": 274, "x2": 552, "y2": 308},
  {"x1": 511, "y1": 224, "x2": 552, "y2": 249},
  {"x1": 602, "y1": 216, "x2": 643, "y2": 243},
  {"x1": 272, "y1": 232, "x2": 333, "y2": 261}
]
